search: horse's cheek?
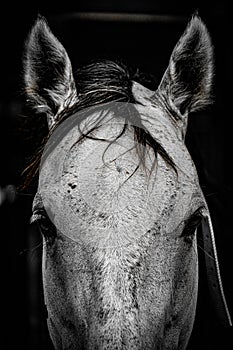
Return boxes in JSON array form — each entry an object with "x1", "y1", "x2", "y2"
[
  {"x1": 174, "y1": 242, "x2": 199, "y2": 343},
  {"x1": 177, "y1": 254, "x2": 198, "y2": 349},
  {"x1": 42, "y1": 238, "x2": 92, "y2": 348},
  {"x1": 42, "y1": 246, "x2": 62, "y2": 348},
  {"x1": 42, "y1": 240, "x2": 74, "y2": 347}
]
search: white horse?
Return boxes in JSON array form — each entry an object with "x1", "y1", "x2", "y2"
[{"x1": 23, "y1": 14, "x2": 231, "y2": 349}]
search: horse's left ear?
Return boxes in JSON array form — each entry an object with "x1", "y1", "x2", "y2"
[
  {"x1": 157, "y1": 14, "x2": 214, "y2": 119},
  {"x1": 23, "y1": 15, "x2": 78, "y2": 128}
]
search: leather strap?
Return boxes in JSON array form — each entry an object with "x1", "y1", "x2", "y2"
[{"x1": 201, "y1": 214, "x2": 232, "y2": 327}]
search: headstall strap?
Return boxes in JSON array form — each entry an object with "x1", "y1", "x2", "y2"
[{"x1": 201, "y1": 215, "x2": 232, "y2": 327}]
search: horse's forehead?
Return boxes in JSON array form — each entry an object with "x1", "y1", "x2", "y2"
[
  {"x1": 37, "y1": 99, "x2": 203, "y2": 245},
  {"x1": 41, "y1": 96, "x2": 195, "y2": 180}
]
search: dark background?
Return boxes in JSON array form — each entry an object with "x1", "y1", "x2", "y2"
[{"x1": 0, "y1": 1, "x2": 232, "y2": 349}]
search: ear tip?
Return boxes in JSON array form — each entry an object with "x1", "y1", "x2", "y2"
[
  {"x1": 30, "y1": 13, "x2": 50, "y2": 36},
  {"x1": 188, "y1": 12, "x2": 210, "y2": 35},
  {"x1": 191, "y1": 10, "x2": 201, "y2": 21},
  {"x1": 183, "y1": 12, "x2": 213, "y2": 55},
  {"x1": 24, "y1": 14, "x2": 54, "y2": 63}
]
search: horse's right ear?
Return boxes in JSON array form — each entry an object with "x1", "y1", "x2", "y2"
[
  {"x1": 23, "y1": 15, "x2": 78, "y2": 128},
  {"x1": 157, "y1": 15, "x2": 214, "y2": 119}
]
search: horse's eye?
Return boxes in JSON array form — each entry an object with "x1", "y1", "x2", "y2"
[
  {"x1": 181, "y1": 207, "x2": 204, "y2": 243},
  {"x1": 34, "y1": 216, "x2": 57, "y2": 242}
]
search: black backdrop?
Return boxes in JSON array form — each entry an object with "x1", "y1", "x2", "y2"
[{"x1": 1, "y1": 1, "x2": 232, "y2": 349}]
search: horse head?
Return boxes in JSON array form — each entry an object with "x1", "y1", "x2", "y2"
[{"x1": 23, "y1": 14, "x2": 230, "y2": 350}]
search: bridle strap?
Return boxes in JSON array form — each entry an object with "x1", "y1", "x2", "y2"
[{"x1": 201, "y1": 215, "x2": 232, "y2": 327}]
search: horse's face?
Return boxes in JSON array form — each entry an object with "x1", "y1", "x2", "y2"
[
  {"x1": 33, "y1": 94, "x2": 206, "y2": 350},
  {"x1": 25, "y1": 15, "x2": 214, "y2": 349}
]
